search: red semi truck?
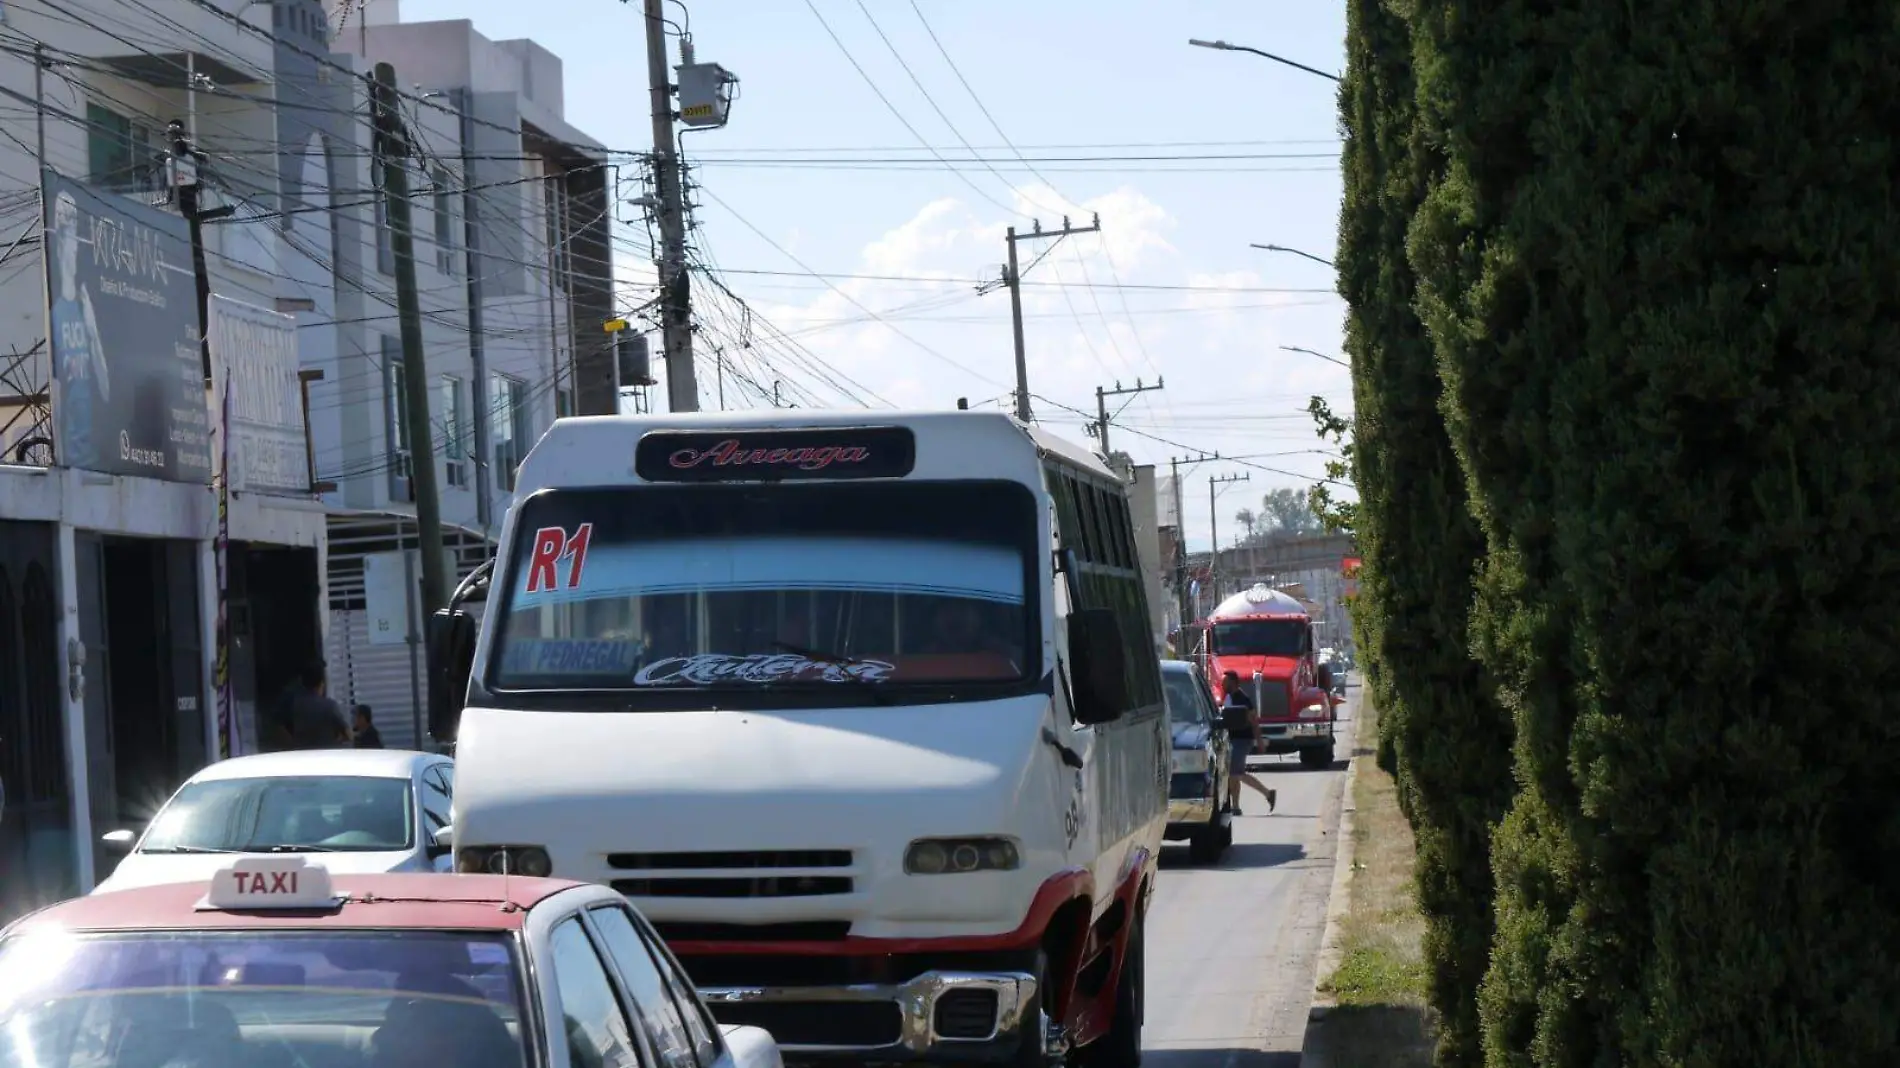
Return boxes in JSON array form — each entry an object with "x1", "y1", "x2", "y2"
[{"x1": 1196, "y1": 584, "x2": 1342, "y2": 769}]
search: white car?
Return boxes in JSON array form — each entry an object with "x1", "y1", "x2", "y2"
[{"x1": 93, "y1": 749, "x2": 457, "y2": 893}]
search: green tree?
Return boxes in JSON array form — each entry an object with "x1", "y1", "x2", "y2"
[
  {"x1": 1336, "y1": 0, "x2": 1513, "y2": 1062},
  {"x1": 1406, "y1": 1, "x2": 1900, "y2": 1064},
  {"x1": 1259, "y1": 487, "x2": 1323, "y2": 539},
  {"x1": 1306, "y1": 395, "x2": 1357, "y2": 535}
]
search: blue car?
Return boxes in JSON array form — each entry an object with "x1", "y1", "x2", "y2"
[{"x1": 1160, "y1": 659, "x2": 1233, "y2": 863}]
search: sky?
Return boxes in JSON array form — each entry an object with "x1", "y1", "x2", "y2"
[{"x1": 394, "y1": 0, "x2": 1351, "y2": 552}]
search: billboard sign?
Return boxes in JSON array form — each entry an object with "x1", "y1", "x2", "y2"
[
  {"x1": 209, "y1": 294, "x2": 307, "y2": 494},
  {"x1": 42, "y1": 170, "x2": 210, "y2": 483}
]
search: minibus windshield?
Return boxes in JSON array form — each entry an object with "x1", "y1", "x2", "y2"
[{"x1": 488, "y1": 481, "x2": 1041, "y2": 704}]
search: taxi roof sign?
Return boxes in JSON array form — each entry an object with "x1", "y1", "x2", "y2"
[{"x1": 198, "y1": 856, "x2": 344, "y2": 912}]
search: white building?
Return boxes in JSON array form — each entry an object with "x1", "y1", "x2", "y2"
[
  {"x1": 316, "y1": 0, "x2": 617, "y2": 750},
  {"x1": 0, "y1": 0, "x2": 331, "y2": 917},
  {"x1": 0, "y1": 0, "x2": 614, "y2": 918}
]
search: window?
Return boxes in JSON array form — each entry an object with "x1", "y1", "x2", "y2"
[
  {"x1": 372, "y1": 161, "x2": 394, "y2": 274},
  {"x1": 442, "y1": 374, "x2": 468, "y2": 488},
  {"x1": 86, "y1": 103, "x2": 156, "y2": 192},
  {"x1": 557, "y1": 385, "x2": 575, "y2": 419},
  {"x1": 420, "y1": 767, "x2": 451, "y2": 834},
  {"x1": 488, "y1": 481, "x2": 1041, "y2": 708},
  {"x1": 587, "y1": 906, "x2": 701, "y2": 1068},
  {"x1": 386, "y1": 338, "x2": 413, "y2": 502},
  {"x1": 543, "y1": 169, "x2": 570, "y2": 291},
  {"x1": 0, "y1": 932, "x2": 527, "y2": 1068},
  {"x1": 434, "y1": 167, "x2": 460, "y2": 274},
  {"x1": 548, "y1": 919, "x2": 642, "y2": 1068},
  {"x1": 139, "y1": 775, "x2": 415, "y2": 853},
  {"x1": 1047, "y1": 464, "x2": 1163, "y2": 717},
  {"x1": 622, "y1": 910, "x2": 724, "y2": 1066},
  {"x1": 491, "y1": 372, "x2": 529, "y2": 492},
  {"x1": 1162, "y1": 669, "x2": 1212, "y2": 727}
]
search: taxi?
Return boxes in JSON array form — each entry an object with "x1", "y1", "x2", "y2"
[{"x1": 0, "y1": 858, "x2": 785, "y2": 1068}]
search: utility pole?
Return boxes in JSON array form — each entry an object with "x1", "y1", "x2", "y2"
[
  {"x1": 1209, "y1": 472, "x2": 1250, "y2": 604},
  {"x1": 644, "y1": 0, "x2": 697, "y2": 412},
  {"x1": 1093, "y1": 377, "x2": 1164, "y2": 455},
  {"x1": 1003, "y1": 215, "x2": 1101, "y2": 421},
  {"x1": 372, "y1": 62, "x2": 448, "y2": 623},
  {"x1": 166, "y1": 120, "x2": 226, "y2": 383}
]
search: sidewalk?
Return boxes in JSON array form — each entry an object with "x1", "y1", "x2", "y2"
[{"x1": 1299, "y1": 690, "x2": 1435, "y2": 1068}]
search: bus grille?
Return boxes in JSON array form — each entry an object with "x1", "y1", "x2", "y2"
[{"x1": 608, "y1": 849, "x2": 856, "y2": 898}]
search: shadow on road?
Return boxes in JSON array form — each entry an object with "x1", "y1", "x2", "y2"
[
  {"x1": 1145, "y1": 1048, "x2": 1303, "y2": 1068},
  {"x1": 1159, "y1": 841, "x2": 1307, "y2": 871},
  {"x1": 1301, "y1": 1005, "x2": 1435, "y2": 1068}
]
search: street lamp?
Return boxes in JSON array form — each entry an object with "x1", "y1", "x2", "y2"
[
  {"x1": 1251, "y1": 243, "x2": 1335, "y2": 269},
  {"x1": 1280, "y1": 345, "x2": 1349, "y2": 369},
  {"x1": 1188, "y1": 38, "x2": 1340, "y2": 82}
]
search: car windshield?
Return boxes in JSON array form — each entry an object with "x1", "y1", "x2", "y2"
[
  {"x1": 1161, "y1": 670, "x2": 1211, "y2": 727},
  {"x1": 1210, "y1": 619, "x2": 1308, "y2": 657},
  {"x1": 489, "y1": 481, "x2": 1040, "y2": 706},
  {"x1": 140, "y1": 776, "x2": 414, "y2": 854},
  {"x1": 0, "y1": 930, "x2": 527, "y2": 1068}
]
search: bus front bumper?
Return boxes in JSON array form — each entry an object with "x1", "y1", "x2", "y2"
[{"x1": 701, "y1": 970, "x2": 1044, "y2": 1063}]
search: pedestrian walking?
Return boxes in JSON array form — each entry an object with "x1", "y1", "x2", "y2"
[
  {"x1": 352, "y1": 705, "x2": 384, "y2": 749},
  {"x1": 1219, "y1": 670, "x2": 1278, "y2": 814}
]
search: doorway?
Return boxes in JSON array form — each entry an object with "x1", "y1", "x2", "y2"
[
  {"x1": 0, "y1": 520, "x2": 71, "y2": 923},
  {"x1": 76, "y1": 534, "x2": 205, "y2": 879},
  {"x1": 231, "y1": 544, "x2": 321, "y2": 752}
]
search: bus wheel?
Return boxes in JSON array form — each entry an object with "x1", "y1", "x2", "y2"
[{"x1": 1080, "y1": 913, "x2": 1144, "y2": 1068}]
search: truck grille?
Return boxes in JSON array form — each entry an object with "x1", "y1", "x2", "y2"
[
  {"x1": 608, "y1": 849, "x2": 856, "y2": 898},
  {"x1": 1254, "y1": 677, "x2": 1291, "y2": 720}
]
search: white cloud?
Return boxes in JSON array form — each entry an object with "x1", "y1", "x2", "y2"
[{"x1": 693, "y1": 186, "x2": 1351, "y2": 549}]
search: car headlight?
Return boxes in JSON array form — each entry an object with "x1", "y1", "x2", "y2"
[
  {"x1": 456, "y1": 845, "x2": 553, "y2": 878},
  {"x1": 1171, "y1": 748, "x2": 1210, "y2": 774},
  {"x1": 904, "y1": 837, "x2": 1020, "y2": 875}
]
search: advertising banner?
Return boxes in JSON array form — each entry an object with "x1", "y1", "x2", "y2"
[
  {"x1": 208, "y1": 294, "x2": 308, "y2": 494},
  {"x1": 42, "y1": 170, "x2": 210, "y2": 483}
]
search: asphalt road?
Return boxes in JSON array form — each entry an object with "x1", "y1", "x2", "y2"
[{"x1": 1143, "y1": 690, "x2": 1359, "y2": 1068}]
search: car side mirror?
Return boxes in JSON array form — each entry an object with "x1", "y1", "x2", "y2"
[
  {"x1": 428, "y1": 824, "x2": 454, "y2": 859},
  {"x1": 1067, "y1": 607, "x2": 1129, "y2": 725},
  {"x1": 101, "y1": 828, "x2": 136, "y2": 853},
  {"x1": 427, "y1": 609, "x2": 479, "y2": 745}
]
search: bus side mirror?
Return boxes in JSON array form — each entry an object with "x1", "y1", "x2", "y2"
[
  {"x1": 428, "y1": 609, "x2": 479, "y2": 745},
  {"x1": 1068, "y1": 607, "x2": 1129, "y2": 725}
]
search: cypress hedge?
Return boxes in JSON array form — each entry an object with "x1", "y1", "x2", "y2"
[
  {"x1": 1407, "y1": 0, "x2": 1900, "y2": 1063},
  {"x1": 1337, "y1": 1, "x2": 1514, "y2": 1064}
]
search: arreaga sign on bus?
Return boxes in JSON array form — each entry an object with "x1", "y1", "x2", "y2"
[{"x1": 635, "y1": 426, "x2": 917, "y2": 482}]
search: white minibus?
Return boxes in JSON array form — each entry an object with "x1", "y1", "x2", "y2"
[{"x1": 430, "y1": 411, "x2": 1167, "y2": 1068}]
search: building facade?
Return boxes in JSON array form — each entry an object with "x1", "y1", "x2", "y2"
[
  {"x1": 0, "y1": 0, "x2": 612, "y2": 916},
  {"x1": 318, "y1": 0, "x2": 617, "y2": 750}
]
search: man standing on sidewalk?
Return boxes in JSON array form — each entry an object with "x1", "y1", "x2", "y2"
[{"x1": 272, "y1": 660, "x2": 352, "y2": 750}]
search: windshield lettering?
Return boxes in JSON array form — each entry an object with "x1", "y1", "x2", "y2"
[
  {"x1": 525, "y1": 523, "x2": 592, "y2": 593},
  {"x1": 634, "y1": 652, "x2": 896, "y2": 686},
  {"x1": 488, "y1": 481, "x2": 1038, "y2": 706},
  {"x1": 669, "y1": 439, "x2": 868, "y2": 472}
]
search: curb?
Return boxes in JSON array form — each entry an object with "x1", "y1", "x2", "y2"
[{"x1": 1307, "y1": 715, "x2": 1363, "y2": 1024}]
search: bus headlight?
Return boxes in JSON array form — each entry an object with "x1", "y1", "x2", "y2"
[
  {"x1": 905, "y1": 837, "x2": 1020, "y2": 875},
  {"x1": 1298, "y1": 703, "x2": 1329, "y2": 720},
  {"x1": 457, "y1": 845, "x2": 553, "y2": 878},
  {"x1": 1171, "y1": 748, "x2": 1210, "y2": 775}
]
